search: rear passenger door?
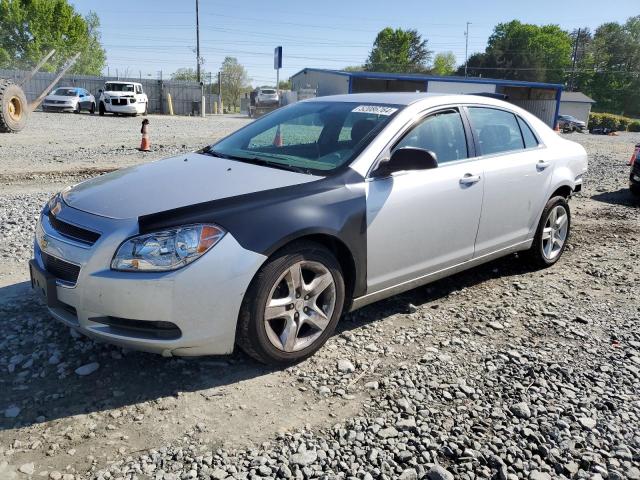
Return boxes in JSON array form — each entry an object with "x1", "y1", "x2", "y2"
[{"x1": 466, "y1": 107, "x2": 553, "y2": 257}]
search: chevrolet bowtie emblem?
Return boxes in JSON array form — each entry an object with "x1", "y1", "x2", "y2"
[{"x1": 39, "y1": 235, "x2": 49, "y2": 250}]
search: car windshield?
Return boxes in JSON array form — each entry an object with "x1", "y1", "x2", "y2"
[
  {"x1": 52, "y1": 88, "x2": 78, "y2": 96},
  {"x1": 105, "y1": 83, "x2": 135, "y2": 92},
  {"x1": 206, "y1": 101, "x2": 401, "y2": 174}
]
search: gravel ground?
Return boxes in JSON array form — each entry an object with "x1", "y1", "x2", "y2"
[{"x1": 0, "y1": 114, "x2": 638, "y2": 480}]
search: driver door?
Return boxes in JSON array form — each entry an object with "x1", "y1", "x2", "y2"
[{"x1": 366, "y1": 108, "x2": 484, "y2": 292}]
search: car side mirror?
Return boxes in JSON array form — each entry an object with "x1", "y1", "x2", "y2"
[{"x1": 373, "y1": 147, "x2": 438, "y2": 177}]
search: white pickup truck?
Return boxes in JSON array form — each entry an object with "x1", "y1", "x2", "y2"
[{"x1": 98, "y1": 81, "x2": 148, "y2": 116}]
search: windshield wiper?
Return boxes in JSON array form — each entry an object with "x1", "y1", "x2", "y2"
[{"x1": 204, "y1": 149, "x2": 310, "y2": 174}]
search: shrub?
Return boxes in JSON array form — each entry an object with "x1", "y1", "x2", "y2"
[
  {"x1": 588, "y1": 112, "x2": 639, "y2": 131},
  {"x1": 628, "y1": 121, "x2": 640, "y2": 132}
]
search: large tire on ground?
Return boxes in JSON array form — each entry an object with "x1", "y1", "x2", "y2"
[
  {"x1": 236, "y1": 241, "x2": 345, "y2": 365},
  {"x1": 0, "y1": 79, "x2": 29, "y2": 133},
  {"x1": 74, "y1": 102, "x2": 81, "y2": 114},
  {"x1": 523, "y1": 196, "x2": 571, "y2": 268},
  {"x1": 99, "y1": 102, "x2": 105, "y2": 116},
  {"x1": 631, "y1": 184, "x2": 640, "y2": 198},
  {"x1": 143, "y1": 102, "x2": 148, "y2": 116},
  {"x1": 89, "y1": 102, "x2": 95, "y2": 115}
]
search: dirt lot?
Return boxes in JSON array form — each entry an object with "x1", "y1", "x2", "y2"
[{"x1": 0, "y1": 112, "x2": 638, "y2": 480}]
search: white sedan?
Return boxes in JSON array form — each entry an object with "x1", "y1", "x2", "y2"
[{"x1": 31, "y1": 93, "x2": 587, "y2": 364}]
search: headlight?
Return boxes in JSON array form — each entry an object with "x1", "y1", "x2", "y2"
[{"x1": 111, "y1": 224, "x2": 225, "y2": 272}]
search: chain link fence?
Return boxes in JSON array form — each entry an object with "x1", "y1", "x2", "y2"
[{"x1": 0, "y1": 69, "x2": 219, "y2": 116}]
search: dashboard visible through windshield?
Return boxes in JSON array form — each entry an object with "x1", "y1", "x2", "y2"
[{"x1": 207, "y1": 101, "x2": 402, "y2": 175}]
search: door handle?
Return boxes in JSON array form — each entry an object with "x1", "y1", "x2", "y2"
[
  {"x1": 537, "y1": 160, "x2": 551, "y2": 170},
  {"x1": 459, "y1": 174, "x2": 481, "y2": 185}
]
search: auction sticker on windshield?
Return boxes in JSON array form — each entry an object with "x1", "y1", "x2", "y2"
[{"x1": 352, "y1": 105, "x2": 398, "y2": 115}]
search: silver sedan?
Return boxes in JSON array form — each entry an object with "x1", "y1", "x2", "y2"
[
  {"x1": 31, "y1": 93, "x2": 588, "y2": 364},
  {"x1": 42, "y1": 87, "x2": 96, "y2": 114}
]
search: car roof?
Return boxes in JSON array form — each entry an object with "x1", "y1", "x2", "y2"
[
  {"x1": 105, "y1": 81, "x2": 141, "y2": 85},
  {"x1": 303, "y1": 92, "x2": 524, "y2": 109}
]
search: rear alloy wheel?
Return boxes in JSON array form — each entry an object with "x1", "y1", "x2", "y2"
[
  {"x1": 237, "y1": 241, "x2": 345, "y2": 365},
  {"x1": 524, "y1": 196, "x2": 571, "y2": 268}
]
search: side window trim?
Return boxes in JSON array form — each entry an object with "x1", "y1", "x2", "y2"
[{"x1": 367, "y1": 104, "x2": 476, "y2": 178}]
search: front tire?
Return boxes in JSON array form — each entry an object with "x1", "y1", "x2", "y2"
[
  {"x1": 523, "y1": 196, "x2": 571, "y2": 268},
  {"x1": 89, "y1": 102, "x2": 95, "y2": 115},
  {"x1": 74, "y1": 103, "x2": 81, "y2": 114},
  {"x1": 236, "y1": 241, "x2": 345, "y2": 365}
]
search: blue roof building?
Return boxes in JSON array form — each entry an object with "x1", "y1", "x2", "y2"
[{"x1": 290, "y1": 68, "x2": 563, "y2": 127}]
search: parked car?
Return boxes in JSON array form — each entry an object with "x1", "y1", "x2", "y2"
[
  {"x1": 42, "y1": 87, "x2": 96, "y2": 114},
  {"x1": 98, "y1": 81, "x2": 148, "y2": 116},
  {"x1": 630, "y1": 143, "x2": 640, "y2": 197},
  {"x1": 256, "y1": 87, "x2": 279, "y2": 106},
  {"x1": 558, "y1": 114, "x2": 586, "y2": 133},
  {"x1": 30, "y1": 93, "x2": 588, "y2": 364}
]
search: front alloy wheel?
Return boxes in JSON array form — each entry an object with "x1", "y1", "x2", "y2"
[
  {"x1": 237, "y1": 241, "x2": 345, "y2": 365},
  {"x1": 264, "y1": 260, "x2": 337, "y2": 353}
]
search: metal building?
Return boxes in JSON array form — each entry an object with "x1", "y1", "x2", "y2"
[
  {"x1": 290, "y1": 68, "x2": 563, "y2": 128},
  {"x1": 559, "y1": 91, "x2": 596, "y2": 124}
]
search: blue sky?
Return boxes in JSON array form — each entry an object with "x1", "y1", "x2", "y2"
[{"x1": 70, "y1": 0, "x2": 639, "y2": 86}]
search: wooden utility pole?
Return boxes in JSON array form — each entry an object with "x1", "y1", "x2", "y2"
[
  {"x1": 196, "y1": 0, "x2": 201, "y2": 83},
  {"x1": 464, "y1": 22, "x2": 471, "y2": 78},
  {"x1": 569, "y1": 28, "x2": 581, "y2": 92}
]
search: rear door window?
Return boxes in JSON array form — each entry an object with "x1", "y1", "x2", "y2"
[
  {"x1": 517, "y1": 117, "x2": 539, "y2": 149},
  {"x1": 467, "y1": 107, "x2": 524, "y2": 156},
  {"x1": 393, "y1": 109, "x2": 468, "y2": 164}
]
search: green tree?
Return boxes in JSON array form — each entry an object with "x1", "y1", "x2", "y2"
[
  {"x1": 431, "y1": 51, "x2": 457, "y2": 76},
  {"x1": 0, "y1": 0, "x2": 106, "y2": 75},
  {"x1": 171, "y1": 68, "x2": 199, "y2": 81},
  {"x1": 277, "y1": 79, "x2": 291, "y2": 90},
  {"x1": 365, "y1": 28, "x2": 432, "y2": 73},
  {"x1": 458, "y1": 21, "x2": 572, "y2": 83},
  {"x1": 578, "y1": 16, "x2": 640, "y2": 116},
  {"x1": 220, "y1": 56, "x2": 250, "y2": 110}
]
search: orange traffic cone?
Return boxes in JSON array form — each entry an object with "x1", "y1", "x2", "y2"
[
  {"x1": 139, "y1": 119, "x2": 150, "y2": 152},
  {"x1": 273, "y1": 124, "x2": 283, "y2": 147}
]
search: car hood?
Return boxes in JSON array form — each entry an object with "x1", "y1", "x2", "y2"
[
  {"x1": 104, "y1": 91, "x2": 135, "y2": 97},
  {"x1": 62, "y1": 152, "x2": 321, "y2": 219},
  {"x1": 45, "y1": 95, "x2": 77, "y2": 101}
]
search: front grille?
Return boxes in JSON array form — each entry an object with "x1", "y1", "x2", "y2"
[
  {"x1": 48, "y1": 212, "x2": 100, "y2": 245},
  {"x1": 92, "y1": 317, "x2": 182, "y2": 340},
  {"x1": 41, "y1": 252, "x2": 80, "y2": 284},
  {"x1": 112, "y1": 98, "x2": 127, "y2": 106}
]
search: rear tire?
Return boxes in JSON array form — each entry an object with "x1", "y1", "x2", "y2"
[
  {"x1": 523, "y1": 196, "x2": 571, "y2": 268},
  {"x1": 236, "y1": 241, "x2": 345, "y2": 365},
  {"x1": 89, "y1": 102, "x2": 95, "y2": 115},
  {"x1": 0, "y1": 79, "x2": 28, "y2": 133}
]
